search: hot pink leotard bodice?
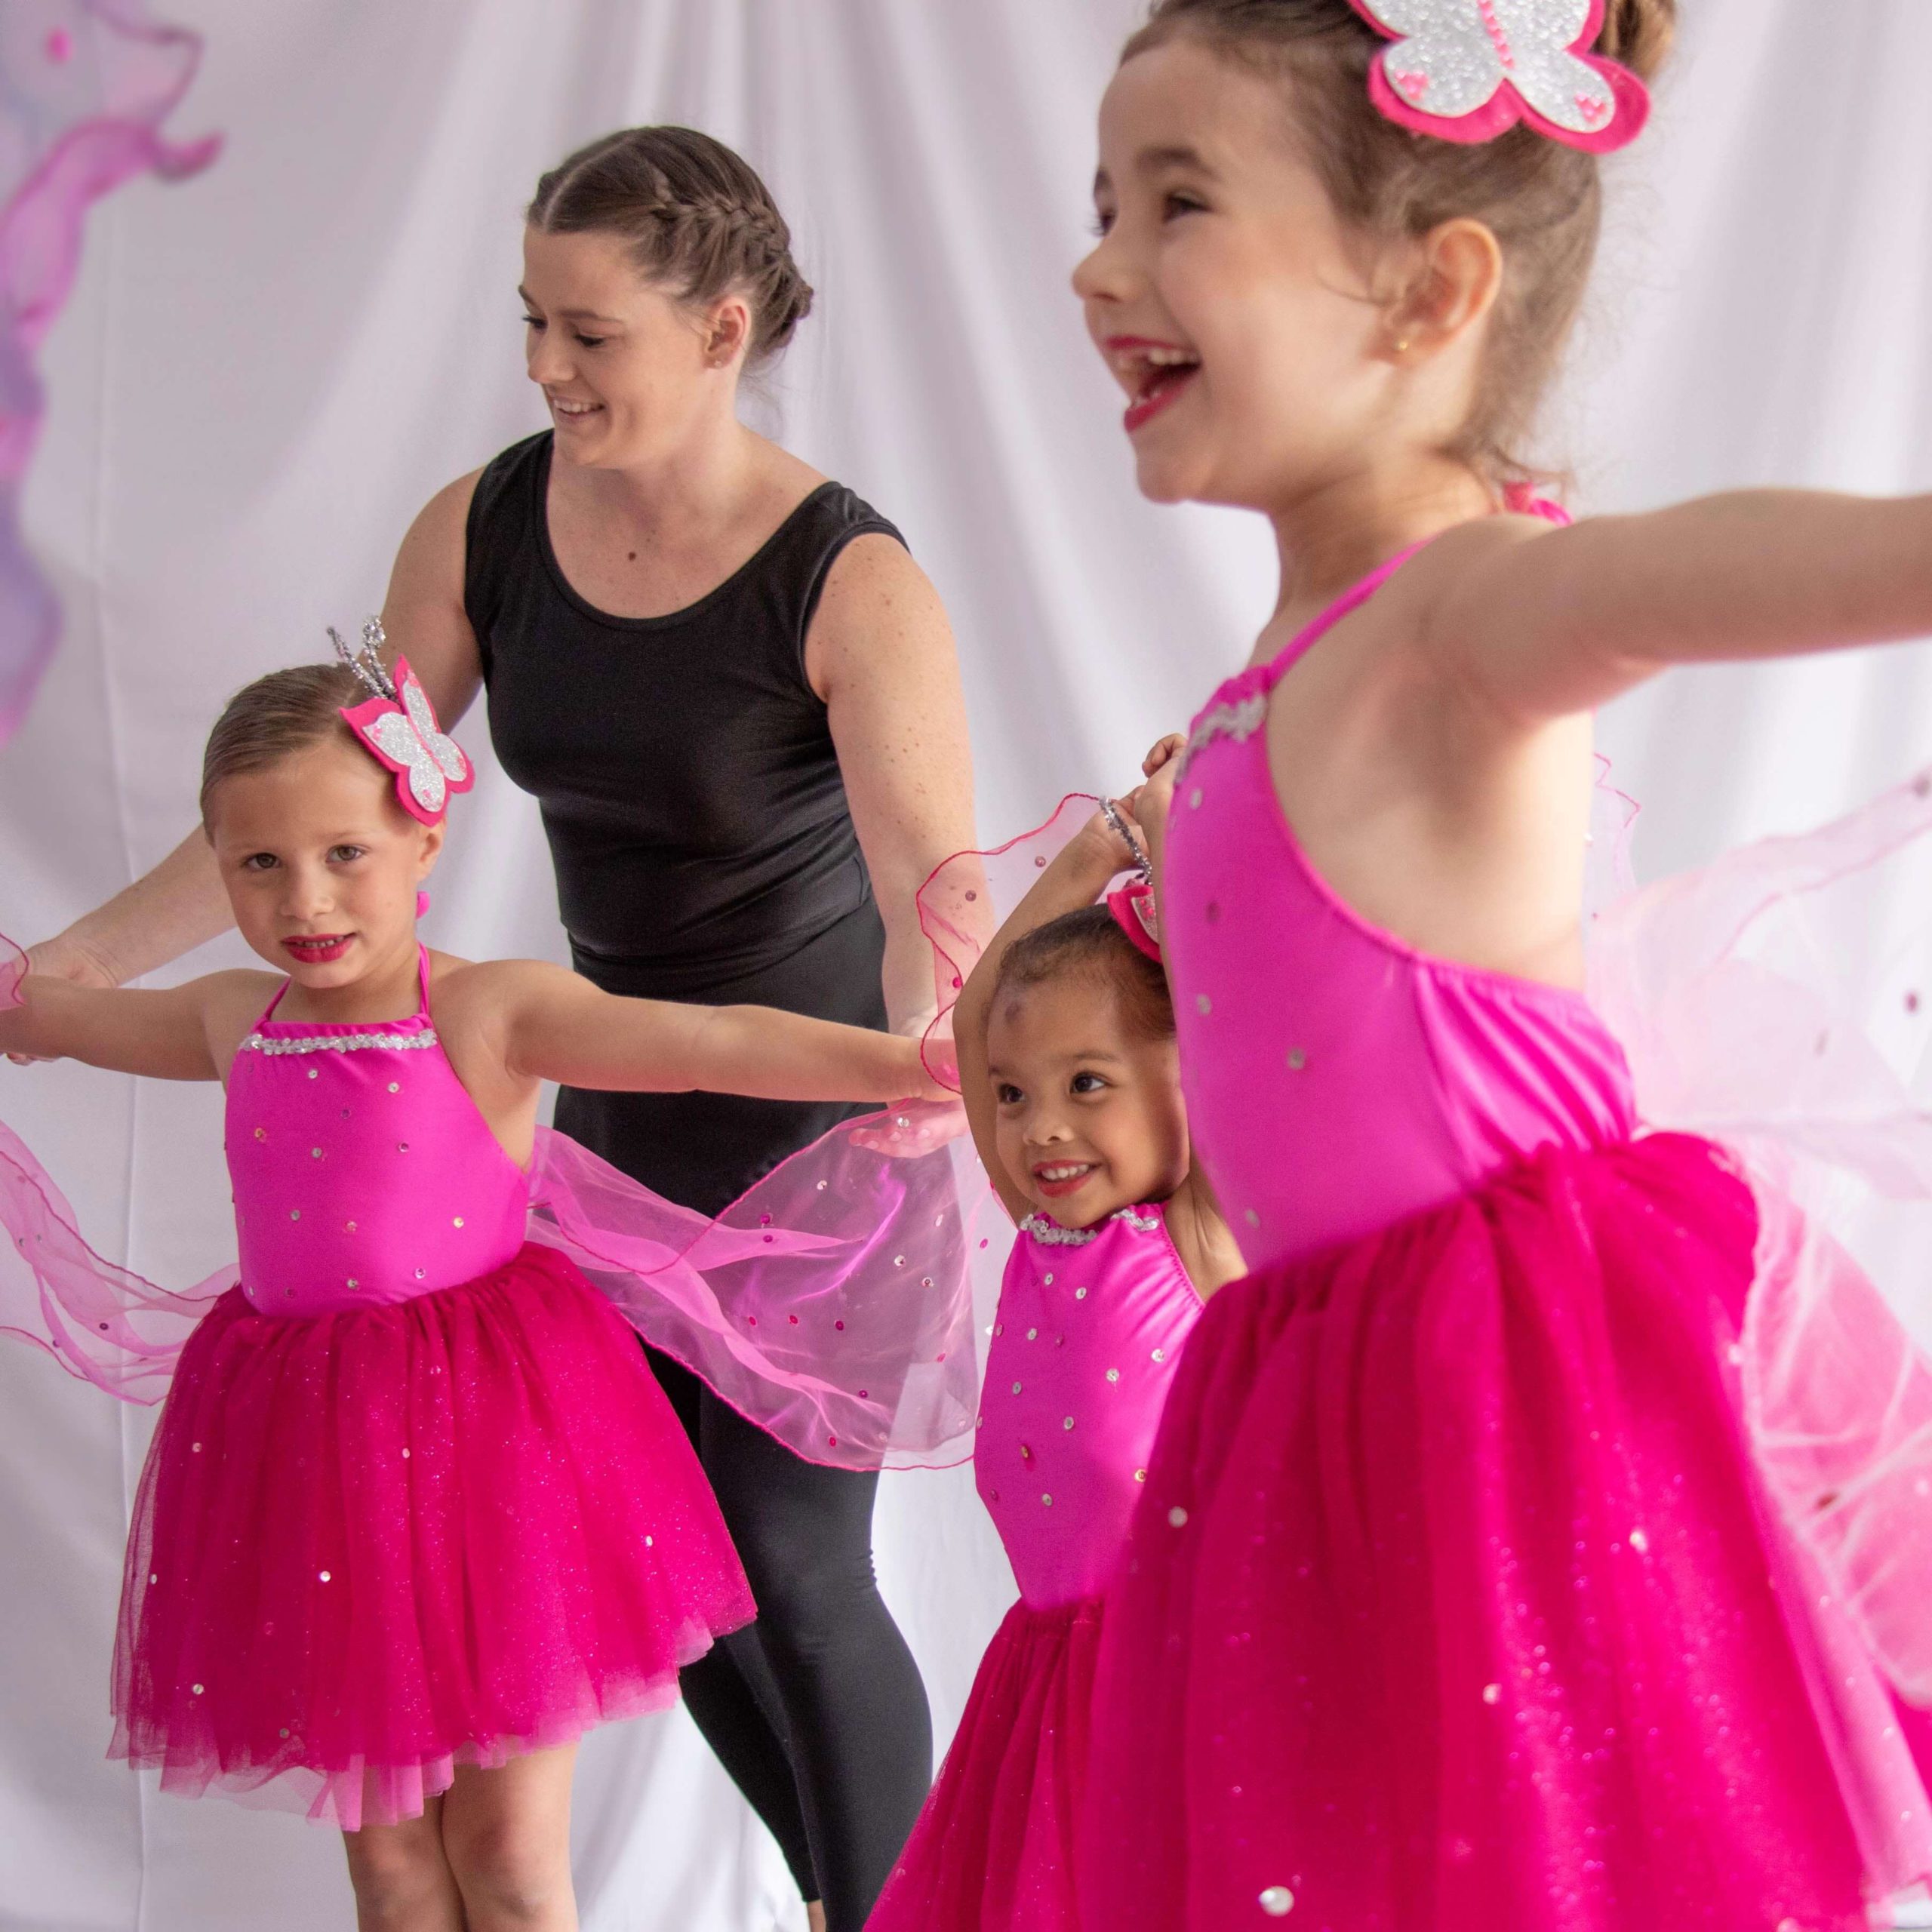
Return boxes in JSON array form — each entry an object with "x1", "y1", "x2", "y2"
[
  {"x1": 1165, "y1": 552, "x2": 1637, "y2": 1272},
  {"x1": 976, "y1": 1204, "x2": 1201, "y2": 1609},
  {"x1": 225, "y1": 952, "x2": 530, "y2": 1315}
]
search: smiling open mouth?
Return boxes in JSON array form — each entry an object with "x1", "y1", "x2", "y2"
[
  {"x1": 1110, "y1": 339, "x2": 1201, "y2": 434},
  {"x1": 1032, "y1": 1160, "x2": 1099, "y2": 1198},
  {"x1": 283, "y1": 935, "x2": 352, "y2": 963}
]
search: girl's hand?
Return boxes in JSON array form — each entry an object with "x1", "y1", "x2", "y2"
[
  {"x1": 6, "y1": 933, "x2": 121, "y2": 1065},
  {"x1": 1134, "y1": 738, "x2": 1183, "y2": 844},
  {"x1": 1143, "y1": 732, "x2": 1186, "y2": 779}
]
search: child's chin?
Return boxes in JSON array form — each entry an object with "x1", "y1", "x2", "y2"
[{"x1": 1029, "y1": 1186, "x2": 1127, "y2": 1232}]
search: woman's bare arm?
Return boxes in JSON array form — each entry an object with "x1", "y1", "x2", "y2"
[
  {"x1": 809, "y1": 534, "x2": 980, "y2": 1033},
  {"x1": 21, "y1": 471, "x2": 488, "y2": 1008}
]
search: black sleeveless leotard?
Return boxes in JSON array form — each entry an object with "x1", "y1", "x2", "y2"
[
  {"x1": 465, "y1": 431, "x2": 930, "y2": 1929},
  {"x1": 466, "y1": 429, "x2": 894, "y2": 1212}
]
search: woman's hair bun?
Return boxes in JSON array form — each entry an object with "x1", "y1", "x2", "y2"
[{"x1": 1597, "y1": 0, "x2": 1677, "y2": 83}]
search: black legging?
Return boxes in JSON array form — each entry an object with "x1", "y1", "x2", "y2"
[{"x1": 644, "y1": 1343, "x2": 933, "y2": 1927}]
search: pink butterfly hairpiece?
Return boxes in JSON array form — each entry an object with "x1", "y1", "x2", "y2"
[
  {"x1": 1347, "y1": 0, "x2": 1651, "y2": 154},
  {"x1": 331, "y1": 620, "x2": 474, "y2": 825}
]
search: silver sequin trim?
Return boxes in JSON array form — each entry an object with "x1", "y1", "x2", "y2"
[
  {"x1": 240, "y1": 1029, "x2": 440, "y2": 1056},
  {"x1": 1180, "y1": 691, "x2": 1267, "y2": 774},
  {"x1": 1020, "y1": 1208, "x2": 1161, "y2": 1247}
]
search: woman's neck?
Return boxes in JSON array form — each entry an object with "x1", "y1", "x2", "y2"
[
  {"x1": 565, "y1": 415, "x2": 774, "y2": 544},
  {"x1": 1264, "y1": 457, "x2": 1496, "y2": 638}
]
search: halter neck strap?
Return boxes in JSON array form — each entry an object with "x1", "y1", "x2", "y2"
[
  {"x1": 254, "y1": 944, "x2": 435, "y2": 1028},
  {"x1": 1262, "y1": 498, "x2": 1571, "y2": 691}
]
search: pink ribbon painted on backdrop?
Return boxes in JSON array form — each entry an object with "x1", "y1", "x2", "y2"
[
  {"x1": 1347, "y1": 0, "x2": 1651, "y2": 154},
  {"x1": 0, "y1": 4, "x2": 220, "y2": 744}
]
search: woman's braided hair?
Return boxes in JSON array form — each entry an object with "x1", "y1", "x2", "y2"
[{"x1": 528, "y1": 126, "x2": 813, "y2": 365}]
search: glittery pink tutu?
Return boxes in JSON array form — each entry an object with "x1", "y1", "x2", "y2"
[
  {"x1": 869, "y1": 1598, "x2": 1101, "y2": 1932},
  {"x1": 1078, "y1": 1133, "x2": 1932, "y2": 1931},
  {"x1": 112, "y1": 1241, "x2": 754, "y2": 1830}
]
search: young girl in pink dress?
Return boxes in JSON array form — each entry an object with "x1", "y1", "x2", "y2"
[
  {"x1": 0, "y1": 650, "x2": 945, "y2": 1930},
  {"x1": 1067, "y1": 3, "x2": 1932, "y2": 1928},
  {"x1": 866, "y1": 802, "x2": 1242, "y2": 1932}
]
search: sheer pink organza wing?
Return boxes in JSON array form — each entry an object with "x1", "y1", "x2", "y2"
[
  {"x1": 1589, "y1": 765, "x2": 1932, "y2": 1701},
  {"x1": 528, "y1": 795, "x2": 1106, "y2": 1470},
  {"x1": 0, "y1": 4, "x2": 219, "y2": 740},
  {"x1": 0, "y1": 801, "x2": 1098, "y2": 1469},
  {"x1": 0, "y1": 938, "x2": 229, "y2": 1399}
]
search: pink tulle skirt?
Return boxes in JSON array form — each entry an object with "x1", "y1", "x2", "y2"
[
  {"x1": 1078, "y1": 1134, "x2": 1932, "y2": 1932},
  {"x1": 869, "y1": 1596, "x2": 1101, "y2": 1932},
  {"x1": 111, "y1": 1241, "x2": 754, "y2": 1830}
]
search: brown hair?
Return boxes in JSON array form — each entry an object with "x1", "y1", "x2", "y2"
[
  {"x1": 198, "y1": 663, "x2": 367, "y2": 825},
  {"x1": 528, "y1": 126, "x2": 814, "y2": 365},
  {"x1": 1121, "y1": 0, "x2": 1677, "y2": 489},
  {"x1": 992, "y1": 905, "x2": 1176, "y2": 1044}
]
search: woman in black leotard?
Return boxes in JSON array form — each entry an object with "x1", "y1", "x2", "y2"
[{"x1": 30, "y1": 128, "x2": 976, "y2": 1932}]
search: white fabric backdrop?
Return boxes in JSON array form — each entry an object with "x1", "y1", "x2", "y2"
[{"x1": 1, "y1": 2, "x2": 1927, "y2": 1927}]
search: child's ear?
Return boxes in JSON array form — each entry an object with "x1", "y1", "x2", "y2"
[
  {"x1": 416, "y1": 820, "x2": 447, "y2": 873},
  {"x1": 1384, "y1": 217, "x2": 1504, "y2": 362}
]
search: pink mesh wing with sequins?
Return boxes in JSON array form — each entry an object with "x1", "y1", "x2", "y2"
[
  {"x1": 1589, "y1": 764, "x2": 1932, "y2": 1703},
  {"x1": 0, "y1": 937, "x2": 230, "y2": 1393},
  {"x1": 0, "y1": 802, "x2": 1117, "y2": 1469},
  {"x1": 0, "y1": 2, "x2": 219, "y2": 740}
]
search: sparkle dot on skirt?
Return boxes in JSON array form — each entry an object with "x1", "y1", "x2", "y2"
[
  {"x1": 345, "y1": 1221, "x2": 357, "y2": 1233},
  {"x1": 1134, "y1": 1469, "x2": 1146, "y2": 1482},
  {"x1": 645, "y1": 1535, "x2": 653, "y2": 1547},
  {"x1": 254, "y1": 1127, "x2": 266, "y2": 1140},
  {"x1": 1628, "y1": 1527, "x2": 1650, "y2": 1553},
  {"x1": 388, "y1": 1082, "x2": 400, "y2": 1094},
  {"x1": 1483, "y1": 1683, "x2": 1502, "y2": 1704},
  {"x1": 1196, "y1": 993, "x2": 1212, "y2": 1015},
  {"x1": 1258, "y1": 1886, "x2": 1294, "y2": 1916},
  {"x1": 306, "y1": 1068, "x2": 318, "y2": 1080},
  {"x1": 789, "y1": 1314, "x2": 799, "y2": 1324},
  {"x1": 835, "y1": 1320, "x2": 844, "y2": 1331},
  {"x1": 279, "y1": 1727, "x2": 290, "y2": 1740},
  {"x1": 817, "y1": 1180, "x2": 828, "y2": 1190},
  {"x1": 149, "y1": 1573, "x2": 158, "y2": 1584},
  {"x1": 311, "y1": 1147, "x2": 323, "y2": 1160},
  {"x1": 415, "y1": 1268, "x2": 426, "y2": 1280},
  {"x1": 1041, "y1": 1494, "x2": 1053, "y2": 1506},
  {"x1": 921, "y1": 1276, "x2": 934, "y2": 1288},
  {"x1": 1152, "y1": 1348, "x2": 1166, "y2": 1362},
  {"x1": 289, "y1": 1209, "x2": 300, "y2": 1221},
  {"x1": 1063, "y1": 1417, "x2": 1075, "y2": 1430},
  {"x1": 1168, "y1": 1506, "x2": 1189, "y2": 1528},
  {"x1": 192, "y1": 1684, "x2": 205, "y2": 1696},
  {"x1": 401, "y1": 1448, "x2": 410, "y2": 1460},
  {"x1": 318, "y1": 1571, "x2": 331, "y2": 1583},
  {"x1": 191, "y1": 1442, "x2": 202, "y2": 1454},
  {"x1": 398, "y1": 1143, "x2": 410, "y2": 1154},
  {"x1": 1012, "y1": 1382, "x2": 1023, "y2": 1395},
  {"x1": 453, "y1": 1217, "x2": 464, "y2": 1228}
]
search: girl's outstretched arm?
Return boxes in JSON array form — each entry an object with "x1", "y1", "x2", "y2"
[
  {"x1": 0, "y1": 971, "x2": 269, "y2": 1081},
  {"x1": 954, "y1": 809, "x2": 1140, "y2": 1223},
  {"x1": 494, "y1": 961, "x2": 946, "y2": 1104},
  {"x1": 1432, "y1": 490, "x2": 1932, "y2": 719}
]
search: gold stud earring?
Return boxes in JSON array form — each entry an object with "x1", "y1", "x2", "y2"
[{"x1": 1393, "y1": 336, "x2": 1412, "y2": 358}]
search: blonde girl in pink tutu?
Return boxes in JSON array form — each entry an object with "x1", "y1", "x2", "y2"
[
  {"x1": 1068, "y1": 3, "x2": 1932, "y2": 1927},
  {"x1": 0, "y1": 645, "x2": 945, "y2": 1931}
]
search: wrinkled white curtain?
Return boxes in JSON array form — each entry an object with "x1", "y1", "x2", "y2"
[{"x1": 1, "y1": 2, "x2": 1927, "y2": 1927}]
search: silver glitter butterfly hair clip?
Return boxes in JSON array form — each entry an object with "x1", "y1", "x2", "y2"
[
  {"x1": 1347, "y1": 0, "x2": 1652, "y2": 153},
  {"x1": 330, "y1": 618, "x2": 475, "y2": 825}
]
